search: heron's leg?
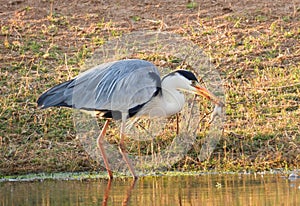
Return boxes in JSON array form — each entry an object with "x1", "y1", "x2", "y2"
[
  {"x1": 176, "y1": 113, "x2": 179, "y2": 135},
  {"x1": 119, "y1": 120, "x2": 138, "y2": 179},
  {"x1": 97, "y1": 119, "x2": 113, "y2": 179}
]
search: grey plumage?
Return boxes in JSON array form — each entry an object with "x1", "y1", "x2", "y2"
[{"x1": 37, "y1": 59, "x2": 161, "y2": 119}]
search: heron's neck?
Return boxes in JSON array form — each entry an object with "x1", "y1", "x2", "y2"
[
  {"x1": 159, "y1": 77, "x2": 185, "y2": 116},
  {"x1": 138, "y1": 75, "x2": 186, "y2": 118}
]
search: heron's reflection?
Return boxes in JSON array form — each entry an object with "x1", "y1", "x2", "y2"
[
  {"x1": 101, "y1": 179, "x2": 112, "y2": 206},
  {"x1": 102, "y1": 178, "x2": 137, "y2": 206}
]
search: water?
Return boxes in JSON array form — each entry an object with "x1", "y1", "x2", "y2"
[{"x1": 0, "y1": 174, "x2": 299, "y2": 206}]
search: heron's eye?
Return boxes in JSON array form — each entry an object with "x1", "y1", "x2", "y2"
[{"x1": 191, "y1": 80, "x2": 197, "y2": 86}]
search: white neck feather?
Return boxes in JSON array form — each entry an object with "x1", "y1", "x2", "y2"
[
  {"x1": 139, "y1": 74, "x2": 187, "y2": 118},
  {"x1": 160, "y1": 76, "x2": 185, "y2": 116}
]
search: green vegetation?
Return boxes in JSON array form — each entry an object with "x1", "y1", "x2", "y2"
[
  {"x1": 186, "y1": 1, "x2": 198, "y2": 9},
  {"x1": 0, "y1": 1, "x2": 299, "y2": 176}
]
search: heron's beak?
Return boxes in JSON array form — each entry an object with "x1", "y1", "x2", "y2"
[{"x1": 192, "y1": 84, "x2": 224, "y2": 107}]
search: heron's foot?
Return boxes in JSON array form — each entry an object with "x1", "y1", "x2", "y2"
[{"x1": 107, "y1": 170, "x2": 113, "y2": 179}]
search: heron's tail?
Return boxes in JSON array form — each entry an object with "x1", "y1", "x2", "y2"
[{"x1": 37, "y1": 79, "x2": 74, "y2": 109}]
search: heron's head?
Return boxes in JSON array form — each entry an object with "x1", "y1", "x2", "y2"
[{"x1": 166, "y1": 70, "x2": 224, "y2": 106}]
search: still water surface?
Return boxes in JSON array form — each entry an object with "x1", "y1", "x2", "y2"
[{"x1": 1, "y1": 174, "x2": 299, "y2": 206}]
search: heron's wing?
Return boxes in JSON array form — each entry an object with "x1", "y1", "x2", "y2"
[{"x1": 70, "y1": 59, "x2": 161, "y2": 113}]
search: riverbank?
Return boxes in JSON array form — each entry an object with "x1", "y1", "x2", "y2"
[{"x1": 0, "y1": 0, "x2": 299, "y2": 175}]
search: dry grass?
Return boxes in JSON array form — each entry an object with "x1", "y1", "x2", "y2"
[{"x1": 0, "y1": 0, "x2": 299, "y2": 175}]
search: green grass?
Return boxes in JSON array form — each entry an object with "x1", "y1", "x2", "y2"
[
  {"x1": 0, "y1": 0, "x2": 299, "y2": 176},
  {"x1": 186, "y1": 1, "x2": 198, "y2": 9}
]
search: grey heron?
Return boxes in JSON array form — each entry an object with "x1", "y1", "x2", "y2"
[{"x1": 37, "y1": 59, "x2": 224, "y2": 179}]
